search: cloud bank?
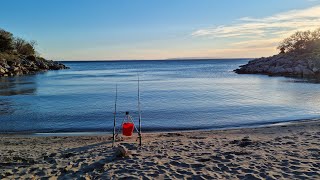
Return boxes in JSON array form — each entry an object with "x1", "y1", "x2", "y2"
[{"x1": 192, "y1": 5, "x2": 320, "y2": 49}]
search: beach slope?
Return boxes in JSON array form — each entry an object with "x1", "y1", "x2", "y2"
[{"x1": 0, "y1": 120, "x2": 319, "y2": 179}]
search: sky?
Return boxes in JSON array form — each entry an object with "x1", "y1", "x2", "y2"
[{"x1": 1, "y1": 0, "x2": 320, "y2": 60}]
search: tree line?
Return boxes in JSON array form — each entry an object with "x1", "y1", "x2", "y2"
[{"x1": 0, "y1": 28, "x2": 36, "y2": 56}]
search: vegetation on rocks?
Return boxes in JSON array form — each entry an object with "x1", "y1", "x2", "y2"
[
  {"x1": 0, "y1": 28, "x2": 68, "y2": 77},
  {"x1": 234, "y1": 28, "x2": 320, "y2": 79}
]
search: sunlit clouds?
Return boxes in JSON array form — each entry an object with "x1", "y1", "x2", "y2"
[{"x1": 192, "y1": 5, "x2": 320, "y2": 53}]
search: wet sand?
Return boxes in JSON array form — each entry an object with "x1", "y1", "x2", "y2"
[{"x1": 0, "y1": 120, "x2": 319, "y2": 179}]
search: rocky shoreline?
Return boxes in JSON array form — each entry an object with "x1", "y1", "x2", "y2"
[
  {"x1": 0, "y1": 55, "x2": 69, "y2": 77},
  {"x1": 234, "y1": 53, "x2": 320, "y2": 79}
]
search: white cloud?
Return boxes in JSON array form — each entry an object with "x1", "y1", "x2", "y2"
[
  {"x1": 231, "y1": 38, "x2": 280, "y2": 48},
  {"x1": 192, "y1": 5, "x2": 320, "y2": 42}
]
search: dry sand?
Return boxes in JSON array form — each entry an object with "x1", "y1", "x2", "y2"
[{"x1": 0, "y1": 120, "x2": 319, "y2": 179}]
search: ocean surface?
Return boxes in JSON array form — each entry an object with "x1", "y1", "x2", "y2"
[{"x1": 1, "y1": 59, "x2": 320, "y2": 134}]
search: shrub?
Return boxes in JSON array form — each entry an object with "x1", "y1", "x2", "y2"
[
  {"x1": 0, "y1": 28, "x2": 37, "y2": 56},
  {"x1": 0, "y1": 29, "x2": 14, "y2": 52},
  {"x1": 13, "y1": 38, "x2": 36, "y2": 56},
  {"x1": 19, "y1": 42, "x2": 36, "y2": 56},
  {"x1": 278, "y1": 28, "x2": 320, "y2": 54}
]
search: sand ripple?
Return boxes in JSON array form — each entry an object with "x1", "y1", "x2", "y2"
[{"x1": 0, "y1": 120, "x2": 319, "y2": 179}]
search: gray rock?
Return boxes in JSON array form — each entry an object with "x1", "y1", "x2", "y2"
[
  {"x1": 312, "y1": 67, "x2": 319, "y2": 73},
  {"x1": 0, "y1": 66, "x2": 6, "y2": 74},
  {"x1": 13, "y1": 66, "x2": 20, "y2": 72},
  {"x1": 234, "y1": 53, "x2": 320, "y2": 79},
  {"x1": 303, "y1": 69, "x2": 315, "y2": 76},
  {"x1": 114, "y1": 145, "x2": 130, "y2": 157},
  {"x1": 293, "y1": 67, "x2": 302, "y2": 74},
  {"x1": 274, "y1": 67, "x2": 286, "y2": 74},
  {"x1": 0, "y1": 55, "x2": 68, "y2": 77}
]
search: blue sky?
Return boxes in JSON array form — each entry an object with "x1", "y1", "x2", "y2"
[{"x1": 1, "y1": 0, "x2": 320, "y2": 60}]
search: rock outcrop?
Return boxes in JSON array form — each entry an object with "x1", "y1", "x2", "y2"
[
  {"x1": 0, "y1": 55, "x2": 68, "y2": 77},
  {"x1": 234, "y1": 53, "x2": 320, "y2": 79}
]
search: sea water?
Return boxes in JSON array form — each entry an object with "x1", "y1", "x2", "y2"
[{"x1": 1, "y1": 59, "x2": 320, "y2": 134}]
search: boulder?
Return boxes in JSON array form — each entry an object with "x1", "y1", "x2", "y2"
[
  {"x1": 272, "y1": 67, "x2": 286, "y2": 74},
  {"x1": 13, "y1": 66, "x2": 20, "y2": 72},
  {"x1": 312, "y1": 67, "x2": 319, "y2": 73},
  {"x1": 293, "y1": 67, "x2": 302, "y2": 75},
  {"x1": 0, "y1": 66, "x2": 6, "y2": 74},
  {"x1": 37, "y1": 61, "x2": 49, "y2": 69},
  {"x1": 285, "y1": 68, "x2": 293, "y2": 74},
  {"x1": 14, "y1": 70, "x2": 23, "y2": 76},
  {"x1": 302, "y1": 69, "x2": 315, "y2": 77},
  {"x1": 114, "y1": 145, "x2": 130, "y2": 158}
]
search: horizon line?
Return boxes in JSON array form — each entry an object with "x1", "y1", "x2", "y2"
[{"x1": 57, "y1": 57, "x2": 255, "y2": 62}]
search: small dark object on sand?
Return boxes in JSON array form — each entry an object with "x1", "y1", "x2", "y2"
[
  {"x1": 114, "y1": 145, "x2": 130, "y2": 158},
  {"x1": 230, "y1": 136, "x2": 253, "y2": 147},
  {"x1": 61, "y1": 152, "x2": 76, "y2": 158},
  {"x1": 239, "y1": 139, "x2": 252, "y2": 147}
]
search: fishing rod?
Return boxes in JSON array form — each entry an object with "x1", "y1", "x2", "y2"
[
  {"x1": 138, "y1": 75, "x2": 142, "y2": 146},
  {"x1": 112, "y1": 84, "x2": 117, "y2": 147}
]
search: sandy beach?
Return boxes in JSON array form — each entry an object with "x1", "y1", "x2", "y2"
[{"x1": 0, "y1": 120, "x2": 319, "y2": 179}]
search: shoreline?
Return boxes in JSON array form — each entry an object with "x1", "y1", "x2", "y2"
[
  {"x1": 234, "y1": 52, "x2": 320, "y2": 79},
  {"x1": 1, "y1": 118, "x2": 319, "y2": 137},
  {"x1": 1, "y1": 119, "x2": 319, "y2": 179}
]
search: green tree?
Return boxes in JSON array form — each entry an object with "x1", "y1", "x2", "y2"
[
  {"x1": 13, "y1": 37, "x2": 26, "y2": 52},
  {"x1": 19, "y1": 43, "x2": 35, "y2": 55},
  {"x1": 278, "y1": 28, "x2": 320, "y2": 54},
  {"x1": 14, "y1": 38, "x2": 36, "y2": 55},
  {"x1": 0, "y1": 29, "x2": 14, "y2": 52}
]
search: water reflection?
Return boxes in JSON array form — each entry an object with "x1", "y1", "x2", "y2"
[
  {"x1": 0, "y1": 100, "x2": 14, "y2": 115},
  {"x1": 282, "y1": 76, "x2": 320, "y2": 84},
  {"x1": 0, "y1": 76, "x2": 37, "y2": 115},
  {"x1": 0, "y1": 76, "x2": 37, "y2": 96}
]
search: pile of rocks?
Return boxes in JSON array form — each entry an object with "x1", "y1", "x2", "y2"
[
  {"x1": 0, "y1": 55, "x2": 69, "y2": 77},
  {"x1": 234, "y1": 53, "x2": 320, "y2": 79}
]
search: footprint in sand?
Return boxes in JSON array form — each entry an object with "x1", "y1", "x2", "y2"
[
  {"x1": 188, "y1": 136, "x2": 207, "y2": 140},
  {"x1": 196, "y1": 157, "x2": 211, "y2": 162},
  {"x1": 217, "y1": 164, "x2": 231, "y2": 172},
  {"x1": 170, "y1": 156, "x2": 182, "y2": 160},
  {"x1": 177, "y1": 169, "x2": 193, "y2": 176},
  {"x1": 169, "y1": 161, "x2": 190, "y2": 168},
  {"x1": 307, "y1": 148, "x2": 319, "y2": 152}
]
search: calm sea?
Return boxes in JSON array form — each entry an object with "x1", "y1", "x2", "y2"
[{"x1": 1, "y1": 59, "x2": 320, "y2": 134}]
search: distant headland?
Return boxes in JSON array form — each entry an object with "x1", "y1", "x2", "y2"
[
  {"x1": 234, "y1": 28, "x2": 320, "y2": 79},
  {"x1": 0, "y1": 28, "x2": 68, "y2": 77}
]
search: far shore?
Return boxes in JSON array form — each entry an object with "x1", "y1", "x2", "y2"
[{"x1": 0, "y1": 119, "x2": 319, "y2": 179}]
